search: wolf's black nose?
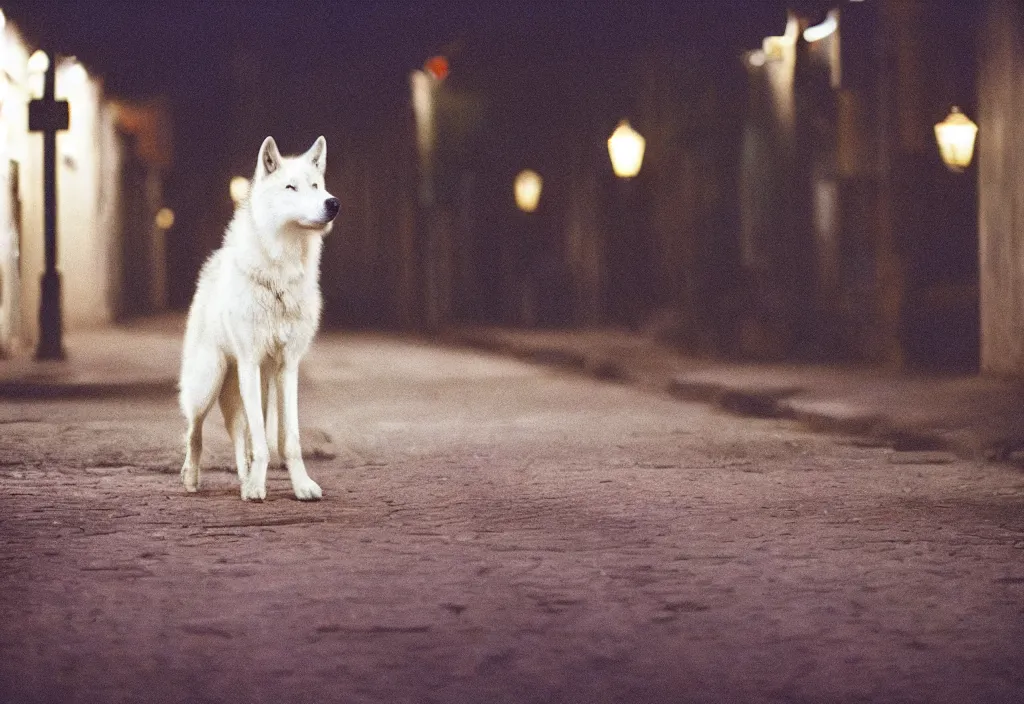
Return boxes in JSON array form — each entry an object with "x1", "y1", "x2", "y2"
[{"x1": 324, "y1": 197, "x2": 340, "y2": 220}]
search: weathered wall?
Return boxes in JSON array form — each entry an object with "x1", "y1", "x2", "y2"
[
  {"x1": 1, "y1": 32, "x2": 127, "y2": 351},
  {"x1": 979, "y1": 0, "x2": 1024, "y2": 375}
]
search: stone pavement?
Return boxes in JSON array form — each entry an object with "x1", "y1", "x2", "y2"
[
  {"x1": 3, "y1": 319, "x2": 1024, "y2": 703},
  {"x1": 0, "y1": 316, "x2": 182, "y2": 399},
  {"x1": 3, "y1": 318, "x2": 1024, "y2": 462}
]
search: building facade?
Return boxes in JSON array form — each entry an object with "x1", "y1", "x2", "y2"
[{"x1": 0, "y1": 13, "x2": 170, "y2": 355}]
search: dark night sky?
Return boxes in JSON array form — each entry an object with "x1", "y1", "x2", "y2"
[
  {"x1": 3, "y1": 0, "x2": 817, "y2": 179},
  {"x1": 7, "y1": 1, "x2": 811, "y2": 99}
]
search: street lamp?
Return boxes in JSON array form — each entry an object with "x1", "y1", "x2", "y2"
[
  {"x1": 230, "y1": 176, "x2": 250, "y2": 205},
  {"x1": 934, "y1": 106, "x2": 978, "y2": 173},
  {"x1": 514, "y1": 169, "x2": 542, "y2": 213},
  {"x1": 607, "y1": 120, "x2": 646, "y2": 179},
  {"x1": 27, "y1": 49, "x2": 50, "y2": 74},
  {"x1": 27, "y1": 50, "x2": 50, "y2": 99},
  {"x1": 605, "y1": 120, "x2": 649, "y2": 326},
  {"x1": 155, "y1": 207, "x2": 175, "y2": 231},
  {"x1": 803, "y1": 11, "x2": 839, "y2": 43},
  {"x1": 28, "y1": 49, "x2": 70, "y2": 360}
]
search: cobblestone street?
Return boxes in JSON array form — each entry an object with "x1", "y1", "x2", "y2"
[{"x1": 2, "y1": 335, "x2": 1024, "y2": 703}]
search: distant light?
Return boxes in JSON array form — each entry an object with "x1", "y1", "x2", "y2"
[
  {"x1": 607, "y1": 120, "x2": 646, "y2": 179},
  {"x1": 803, "y1": 11, "x2": 839, "y2": 43},
  {"x1": 934, "y1": 106, "x2": 978, "y2": 172},
  {"x1": 424, "y1": 55, "x2": 449, "y2": 81},
  {"x1": 28, "y1": 49, "x2": 50, "y2": 75},
  {"x1": 61, "y1": 60, "x2": 89, "y2": 88},
  {"x1": 514, "y1": 170, "x2": 543, "y2": 213},
  {"x1": 0, "y1": 9, "x2": 7, "y2": 33},
  {"x1": 230, "y1": 176, "x2": 250, "y2": 205},
  {"x1": 762, "y1": 12, "x2": 800, "y2": 61},
  {"x1": 155, "y1": 207, "x2": 175, "y2": 230},
  {"x1": 747, "y1": 50, "x2": 767, "y2": 68}
]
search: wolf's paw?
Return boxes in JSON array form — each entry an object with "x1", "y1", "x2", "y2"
[
  {"x1": 181, "y1": 465, "x2": 198, "y2": 493},
  {"x1": 293, "y1": 477, "x2": 322, "y2": 501},
  {"x1": 240, "y1": 480, "x2": 267, "y2": 502}
]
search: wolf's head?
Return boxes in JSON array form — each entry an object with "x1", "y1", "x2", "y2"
[{"x1": 248, "y1": 136, "x2": 339, "y2": 236}]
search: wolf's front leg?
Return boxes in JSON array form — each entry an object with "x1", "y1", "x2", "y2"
[
  {"x1": 264, "y1": 373, "x2": 287, "y2": 467},
  {"x1": 264, "y1": 380, "x2": 279, "y2": 464},
  {"x1": 237, "y1": 361, "x2": 270, "y2": 501},
  {"x1": 280, "y1": 362, "x2": 322, "y2": 501}
]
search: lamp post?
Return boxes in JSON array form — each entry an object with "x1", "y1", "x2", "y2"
[
  {"x1": 606, "y1": 119, "x2": 648, "y2": 326},
  {"x1": 28, "y1": 51, "x2": 69, "y2": 360},
  {"x1": 513, "y1": 169, "x2": 543, "y2": 325},
  {"x1": 410, "y1": 58, "x2": 450, "y2": 330},
  {"x1": 934, "y1": 106, "x2": 978, "y2": 173}
]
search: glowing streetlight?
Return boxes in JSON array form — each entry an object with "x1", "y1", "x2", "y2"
[
  {"x1": 60, "y1": 60, "x2": 89, "y2": 89},
  {"x1": 934, "y1": 106, "x2": 978, "y2": 173},
  {"x1": 803, "y1": 11, "x2": 839, "y2": 43},
  {"x1": 155, "y1": 207, "x2": 175, "y2": 230},
  {"x1": 746, "y1": 50, "x2": 767, "y2": 68},
  {"x1": 607, "y1": 120, "x2": 646, "y2": 179},
  {"x1": 424, "y1": 55, "x2": 449, "y2": 81},
  {"x1": 230, "y1": 175, "x2": 250, "y2": 204},
  {"x1": 28, "y1": 49, "x2": 50, "y2": 75},
  {"x1": 514, "y1": 169, "x2": 543, "y2": 213}
]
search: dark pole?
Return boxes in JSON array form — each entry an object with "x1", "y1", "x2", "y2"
[{"x1": 36, "y1": 59, "x2": 65, "y2": 360}]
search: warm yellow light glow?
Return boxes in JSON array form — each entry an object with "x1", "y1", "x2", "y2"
[
  {"x1": 28, "y1": 49, "x2": 50, "y2": 74},
  {"x1": 747, "y1": 50, "x2": 767, "y2": 68},
  {"x1": 934, "y1": 106, "x2": 978, "y2": 172},
  {"x1": 514, "y1": 169, "x2": 543, "y2": 213},
  {"x1": 230, "y1": 176, "x2": 251, "y2": 204},
  {"x1": 762, "y1": 13, "x2": 800, "y2": 61},
  {"x1": 155, "y1": 207, "x2": 175, "y2": 230},
  {"x1": 607, "y1": 120, "x2": 646, "y2": 179},
  {"x1": 803, "y1": 11, "x2": 839, "y2": 43},
  {"x1": 0, "y1": 10, "x2": 7, "y2": 33}
]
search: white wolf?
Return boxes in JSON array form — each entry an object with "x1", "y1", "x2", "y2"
[{"x1": 179, "y1": 136, "x2": 339, "y2": 501}]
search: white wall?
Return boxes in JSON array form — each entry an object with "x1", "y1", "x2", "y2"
[{"x1": 0, "y1": 20, "x2": 123, "y2": 353}]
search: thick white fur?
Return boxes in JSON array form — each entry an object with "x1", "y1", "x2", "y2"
[{"x1": 179, "y1": 136, "x2": 337, "y2": 501}]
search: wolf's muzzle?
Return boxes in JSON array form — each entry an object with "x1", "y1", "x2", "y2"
[{"x1": 324, "y1": 197, "x2": 340, "y2": 221}]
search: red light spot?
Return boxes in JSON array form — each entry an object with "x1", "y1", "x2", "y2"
[{"x1": 425, "y1": 55, "x2": 449, "y2": 81}]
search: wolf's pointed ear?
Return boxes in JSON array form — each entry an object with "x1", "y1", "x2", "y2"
[
  {"x1": 306, "y1": 135, "x2": 327, "y2": 175},
  {"x1": 257, "y1": 136, "x2": 282, "y2": 178}
]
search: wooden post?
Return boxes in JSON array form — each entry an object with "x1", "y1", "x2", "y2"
[
  {"x1": 28, "y1": 55, "x2": 69, "y2": 360},
  {"x1": 979, "y1": 0, "x2": 1024, "y2": 374}
]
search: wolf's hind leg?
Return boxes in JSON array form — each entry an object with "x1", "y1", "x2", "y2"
[
  {"x1": 219, "y1": 363, "x2": 251, "y2": 484},
  {"x1": 179, "y1": 348, "x2": 226, "y2": 493}
]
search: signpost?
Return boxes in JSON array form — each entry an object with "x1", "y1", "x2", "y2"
[{"x1": 27, "y1": 54, "x2": 68, "y2": 360}]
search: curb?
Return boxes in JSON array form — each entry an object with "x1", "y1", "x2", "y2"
[
  {"x1": 667, "y1": 374, "x2": 965, "y2": 455},
  {"x1": 450, "y1": 330, "x2": 984, "y2": 459}
]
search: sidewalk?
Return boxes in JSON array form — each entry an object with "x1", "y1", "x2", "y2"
[
  {"x1": 4, "y1": 318, "x2": 1024, "y2": 462},
  {"x1": 447, "y1": 327, "x2": 1024, "y2": 462},
  {"x1": 0, "y1": 315, "x2": 182, "y2": 398}
]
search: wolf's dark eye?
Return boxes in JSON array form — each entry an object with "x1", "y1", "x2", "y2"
[
  {"x1": 311, "y1": 183, "x2": 319, "y2": 190},
  {"x1": 286, "y1": 184, "x2": 298, "y2": 191}
]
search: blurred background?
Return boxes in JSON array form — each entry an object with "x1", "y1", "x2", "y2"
[{"x1": 1, "y1": 0, "x2": 1019, "y2": 373}]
